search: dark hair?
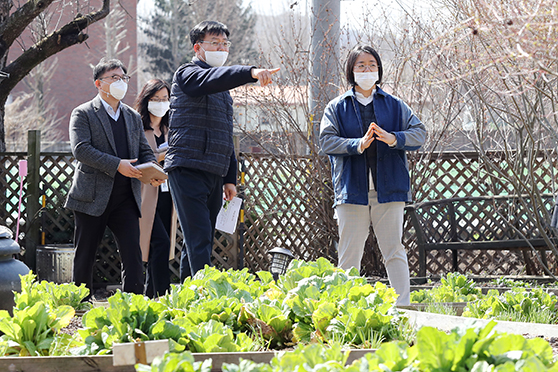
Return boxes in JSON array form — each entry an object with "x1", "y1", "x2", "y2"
[
  {"x1": 189, "y1": 20, "x2": 230, "y2": 46},
  {"x1": 134, "y1": 79, "x2": 171, "y2": 131},
  {"x1": 344, "y1": 45, "x2": 383, "y2": 87},
  {"x1": 93, "y1": 58, "x2": 127, "y2": 81}
]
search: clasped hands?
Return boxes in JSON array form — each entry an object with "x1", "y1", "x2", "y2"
[
  {"x1": 117, "y1": 159, "x2": 165, "y2": 187},
  {"x1": 359, "y1": 122, "x2": 396, "y2": 151}
]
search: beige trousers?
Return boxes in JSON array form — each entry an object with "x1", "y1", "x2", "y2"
[{"x1": 336, "y1": 190, "x2": 410, "y2": 305}]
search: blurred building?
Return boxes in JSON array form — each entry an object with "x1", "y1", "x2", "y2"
[
  {"x1": 7, "y1": 0, "x2": 139, "y2": 150},
  {"x1": 231, "y1": 84, "x2": 310, "y2": 155}
]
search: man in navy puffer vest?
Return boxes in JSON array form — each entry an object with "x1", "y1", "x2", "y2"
[{"x1": 165, "y1": 20, "x2": 279, "y2": 281}]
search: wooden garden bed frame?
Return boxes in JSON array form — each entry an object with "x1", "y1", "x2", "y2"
[{"x1": 0, "y1": 349, "x2": 376, "y2": 372}]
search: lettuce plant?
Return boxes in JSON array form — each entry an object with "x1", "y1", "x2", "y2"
[
  {"x1": 78, "y1": 291, "x2": 169, "y2": 354},
  {"x1": 15, "y1": 272, "x2": 91, "y2": 312},
  {"x1": 0, "y1": 301, "x2": 74, "y2": 356},
  {"x1": 139, "y1": 320, "x2": 558, "y2": 371},
  {"x1": 187, "y1": 319, "x2": 256, "y2": 352},
  {"x1": 135, "y1": 350, "x2": 212, "y2": 372},
  {"x1": 464, "y1": 288, "x2": 558, "y2": 323},
  {"x1": 411, "y1": 272, "x2": 481, "y2": 304},
  {"x1": 325, "y1": 283, "x2": 405, "y2": 347},
  {"x1": 239, "y1": 258, "x2": 404, "y2": 349},
  {"x1": 413, "y1": 320, "x2": 556, "y2": 371},
  {"x1": 239, "y1": 297, "x2": 293, "y2": 348}
]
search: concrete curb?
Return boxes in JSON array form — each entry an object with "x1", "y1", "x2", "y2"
[{"x1": 399, "y1": 308, "x2": 558, "y2": 338}]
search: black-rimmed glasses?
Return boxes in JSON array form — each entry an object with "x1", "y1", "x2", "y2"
[
  {"x1": 99, "y1": 74, "x2": 131, "y2": 83},
  {"x1": 199, "y1": 40, "x2": 232, "y2": 48}
]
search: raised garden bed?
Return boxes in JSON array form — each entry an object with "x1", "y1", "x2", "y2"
[{"x1": 3, "y1": 268, "x2": 558, "y2": 371}]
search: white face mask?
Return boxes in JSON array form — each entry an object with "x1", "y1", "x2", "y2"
[
  {"x1": 148, "y1": 101, "x2": 170, "y2": 118},
  {"x1": 200, "y1": 45, "x2": 228, "y2": 67},
  {"x1": 109, "y1": 79, "x2": 128, "y2": 100},
  {"x1": 354, "y1": 71, "x2": 379, "y2": 91}
]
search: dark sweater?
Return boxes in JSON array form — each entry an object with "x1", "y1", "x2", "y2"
[
  {"x1": 108, "y1": 113, "x2": 131, "y2": 193},
  {"x1": 165, "y1": 58, "x2": 257, "y2": 184},
  {"x1": 358, "y1": 101, "x2": 378, "y2": 190}
]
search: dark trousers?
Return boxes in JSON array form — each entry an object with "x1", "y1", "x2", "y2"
[
  {"x1": 73, "y1": 188, "x2": 143, "y2": 296},
  {"x1": 145, "y1": 190, "x2": 172, "y2": 298},
  {"x1": 168, "y1": 167, "x2": 223, "y2": 281}
]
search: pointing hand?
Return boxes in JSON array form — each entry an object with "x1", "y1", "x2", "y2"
[{"x1": 251, "y1": 67, "x2": 280, "y2": 86}]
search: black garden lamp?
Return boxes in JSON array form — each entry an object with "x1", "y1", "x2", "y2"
[{"x1": 268, "y1": 247, "x2": 294, "y2": 281}]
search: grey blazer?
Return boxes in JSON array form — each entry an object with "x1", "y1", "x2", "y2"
[{"x1": 64, "y1": 95, "x2": 156, "y2": 217}]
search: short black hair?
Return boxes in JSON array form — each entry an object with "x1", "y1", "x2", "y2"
[
  {"x1": 93, "y1": 58, "x2": 127, "y2": 81},
  {"x1": 189, "y1": 20, "x2": 230, "y2": 46},
  {"x1": 344, "y1": 45, "x2": 383, "y2": 87}
]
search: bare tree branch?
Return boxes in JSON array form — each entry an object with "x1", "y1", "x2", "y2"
[
  {"x1": 0, "y1": 0, "x2": 110, "y2": 104},
  {"x1": 0, "y1": 0, "x2": 56, "y2": 55}
]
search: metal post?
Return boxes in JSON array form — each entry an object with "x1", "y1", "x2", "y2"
[
  {"x1": 24, "y1": 130, "x2": 41, "y2": 271},
  {"x1": 309, "y1": 0, "x2": 341, "y2": 148},
  {"x1": 237, "y1": 155, "x2": 246, "y2": 270},
  {"x1": 233, "y1": 135, "x2": 245, "y2": 269}
]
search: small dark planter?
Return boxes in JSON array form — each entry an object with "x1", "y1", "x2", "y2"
[{"x1": 0, "y1": 226, "x2": 30, "y2": 315}]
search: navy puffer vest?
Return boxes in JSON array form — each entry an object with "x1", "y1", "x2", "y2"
[{"x1": 165, "y1": 62, "x2": 236, "y2": 177}]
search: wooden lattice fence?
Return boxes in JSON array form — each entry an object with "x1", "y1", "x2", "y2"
[
  {"x1": 1, "y1": 148, "x2": 557, "y2": 286},
  {"x1": 239, "y1": 154, "x2": 337, "y2": 273},
  {"x1": 406, "y1": 151, "x2": 558, "y2": 277}
]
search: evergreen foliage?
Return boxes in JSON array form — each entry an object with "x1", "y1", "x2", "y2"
[{"x1": 139, "y1": 0, "x2": 259, "y2": 82}]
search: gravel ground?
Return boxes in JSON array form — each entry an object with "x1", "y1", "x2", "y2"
[{"x1": 60, "y1": 316, "x2": 83, "y2": 336}]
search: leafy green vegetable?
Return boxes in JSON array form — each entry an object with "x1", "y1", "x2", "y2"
[
  {"x1": 411, "y1": 272, "x2": 481, "y2": 304},
  {"x1": 140, "y1": 321, "x2": 558, "y2": 372},
  {"x1": 239, "y1": 297, "x2": 292, "y2": 347},
  {"x1": 0, "y1": 301, "x2": 74, "y2": 356},
  {"x1": 464, "y1": 288, "x2": 558, "y2": 323},
  {"x1": 187, "y1": 319, "x2": 255, "y2": 352},
  {"x1": 15, "y1": 272, "x2": 91, "y2": 312},
  {"x1": 135, "y1": 350, "x2": 212, "y2": 372},
  {"x1": 270, "y1": 342, "x2": 350, "y2": 371},
  {"x1": 78, "y1": 291, "x2": 170, "y2": 354},
  {"x1": 222, "y1": 358, "x2": 273, "y2": 372}
]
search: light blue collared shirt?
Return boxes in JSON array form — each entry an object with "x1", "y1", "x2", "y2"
[{"x1": 98, "y1": 95, "x2": 122, "y2": 121}]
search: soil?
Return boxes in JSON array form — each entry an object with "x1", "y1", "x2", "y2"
[{"x1": 60, "y1": 316, "x2": 82, "y2": 336}]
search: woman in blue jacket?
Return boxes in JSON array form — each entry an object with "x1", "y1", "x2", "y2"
[{"x1": 319, "y1": 45, "x2": 426, "y2": 305}]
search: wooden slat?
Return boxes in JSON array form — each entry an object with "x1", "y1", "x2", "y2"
[{"x1": 0, "y1": 349, "x2": 377, "y2": 372}]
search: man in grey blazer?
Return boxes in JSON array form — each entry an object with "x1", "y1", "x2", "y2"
[{"x1": 65, "y1": 58, "x2": 162, "y2": 298}]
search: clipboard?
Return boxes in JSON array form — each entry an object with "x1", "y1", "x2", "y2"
[{"x1": 135, "y1": 162, "x2": 168, "y2": 184}]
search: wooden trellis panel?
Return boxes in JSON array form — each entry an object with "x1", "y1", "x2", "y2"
[
  {"x1": 240, "y1": 154, "x2": 337, "y2": 273},
  {"x1": 1, "y1": 153, "x2": 27, "y2": 237},
  {"x1": 411, "y1": 151, "x2": 558, "y2": 201},
  {"x1": 40, "y1": 155, "x2": 74, "y2": 243}
]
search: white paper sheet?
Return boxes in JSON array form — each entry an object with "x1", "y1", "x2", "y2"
[{"x1": 215, "y1": 196, "x2": 242, "y2": 234}]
